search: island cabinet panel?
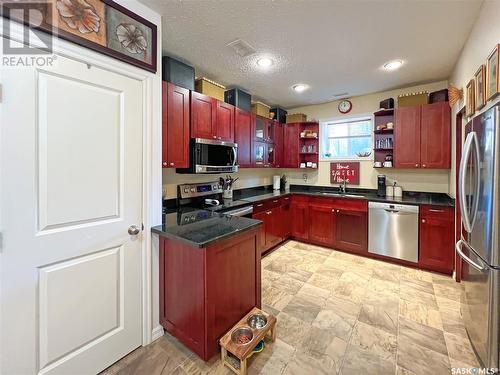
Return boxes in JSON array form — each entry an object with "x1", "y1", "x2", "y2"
[
  {"x1": 420, "y1": 102, "x2": 451, "y2": 169},
  {"x1": 395, "y1": 106, "x2": 421, "y2": 168},
  {"x1": 234, "y1": 108, "x2": 253, "y2": 167},
  {"x1": 283, "y1": 123, "x2": 300, "y2": 168},
  {"x1": 159, "y1": 227, "x2": 261, "y2": 361},
  {"x1": 291, "y1": 196, "x2": 309, "y2": 240},
  {"x1": 419, "y1": 205, "x2": 455, "y2": 274},
  {"x1": 162, "y1": 82, "x2": 190, "y2": 168},
  {"x1": 335, "y1": 209, "x2": 368, "y2": 254},
  {"x1": 206, "y1": 232, "x2": 260, "y2": 357},
  {"x1": 159, "y1": 237, "x2": 205, "y2": 355},
  {"x1": 308, "y1": 202, "x2": 335, "y2": 246}
]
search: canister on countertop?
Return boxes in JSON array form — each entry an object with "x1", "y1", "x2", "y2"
[
  {"x1": 394, "y1": 185, "x2": 403, "y2": 198},
  {"x1": 386, "y1": 185, "x2": 394, "y2": 197}
]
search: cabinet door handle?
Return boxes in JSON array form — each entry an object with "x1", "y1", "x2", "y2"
[
  {"x1": 266, "y1": 211, "x2": 272, "y2": 215},
  {"x1": 162, "y1": 161, "x2": 167, "y2": 166},
  {"x1": 422, "y1": 164, "x2": 427, "y2": 168},
  {"x1": 422, "y1": 219, "x2": 426, "y2": 223},
  {"x1": 415, "y1": 163, "x2": 419, "y2": 167},
  {"x1": 273, "y1": 200, "x2": 279, "y2": 203},
  {"x1": 256, "y1": 204, "x2": 263, "y2": 207},
  {"x1": 429, "y1": 209, "x2": 444, "y2": 213},
  {"x1": 169, "y1": 162, "x2": 174, "y2": 166}
]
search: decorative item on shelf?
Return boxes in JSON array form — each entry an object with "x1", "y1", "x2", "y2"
[
  {"x1": 376, "y1": 124, "x2": 387, "y2": 130},
  {"x1": 383, "y1": 161, "x2": 393, "y2": 168},
  {"x1": 475, "y1": 65, "x2": 487, "y2": 110},
  {"x1": 356, "y1": 150, "x2": 372, "y2": 158},
  {"x1": 385, "y1": 154, "x2": 393, "y2": 161},
  {"x1": 270, "y1": 106, "x2": 288, "y2": 123},
  {"x1": 1, "y1": 0, "x2": 158, "y2": 72},
  {"x1": 386, "y1": 122, "x2": 394, "y2": 129},
  {"x1": 195, "y1": 77, "x2": 226, "y2": 101},
  {"x1": 286, "y1": 113, "x2": 307, "y2": 123},
  {"x1": 448, "y1": 84, "x2": 463, "y2": 108},
  {"x1": 300, "y1": 129, "x2": 317, "y2": 138},
  {"x1": 330, "y1": 162, "x2": 360, "y2": 184},
  {"x1": 338, "y1": 99, "x2": 352, "y2": 114},
  {"x1": 162, "y1": 56, "x2": 195, "y2": 90},
  {"x1": 311, "y1": 162, "x2": 317, "y2": 168},
  {"x1": 429, "y1": 89, "x2": 449, "y2": 103},
  {"x1": 251, "y1": 101, "x2": 271, "y2": 117},
  {"x1": 374, "y1": 161, "x2": 382, "y2": 168},
  {"x1": 397, "y1": 91, "x2": 429, "y2": 107},
  {"x1": 486, "y1": 44, "x2": 499, "y2": 101},
  {"x1": 224, "y1": 88, "x2": 251, "y2": 111},
  {"x1": 466, "y1": 79, "x2": 476, "y2": 117},
  {"x1": 300, "y1": 163, "x2": 306, "y2": 168},
  {"x1": 379, "y1": 98, "x2": 394, "y2": 110}
]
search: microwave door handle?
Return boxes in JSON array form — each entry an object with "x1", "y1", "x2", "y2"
[
  {"x1": 459, "y1": 132, "x2": 474, "y2": 233},
  {"x1": 456, "y1": 239, "x2": 486, "y2": 271},
  {"x1": 231, "y1": 147, "x2": 237, "y2": 166},
  {"x1": 469, "y1": 133, "x2": 481, "y2": 229}
]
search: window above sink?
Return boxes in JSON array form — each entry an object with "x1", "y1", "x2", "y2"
[{"x1": 320, "y1": 116, "x2": 373, "y2": 161}]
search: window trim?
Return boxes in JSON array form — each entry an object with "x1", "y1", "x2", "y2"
[{"x1": 319, "y1": 114, "x2": 374, "y2": 161}]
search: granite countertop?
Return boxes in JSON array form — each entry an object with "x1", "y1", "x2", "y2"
[
  {"x1": 152, "y1": 209, "x2": 262, "y2": 248},
  {"x1": 235, "y1": 185, "x2": 455, "y2": 207}
]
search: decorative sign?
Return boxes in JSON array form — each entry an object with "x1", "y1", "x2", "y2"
[
  {"x1": 1, "y1": 0, "x2": 157, "y2": 72},
  {"x1": 330, "y1": 162, "x2": 360, "y2": 185}
]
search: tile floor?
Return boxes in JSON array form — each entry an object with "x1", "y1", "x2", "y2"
[{"x1": 102, "y1": 240, "x2": 479, "y2": 375}]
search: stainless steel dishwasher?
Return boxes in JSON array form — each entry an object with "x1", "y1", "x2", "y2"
[{"x1": 368, "y1": 202, "x2": 419, "y2": 263}]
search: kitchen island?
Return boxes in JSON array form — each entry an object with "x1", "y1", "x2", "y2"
[{"x1": 152, "y1": 211, "x2": 262, "y2": 361}]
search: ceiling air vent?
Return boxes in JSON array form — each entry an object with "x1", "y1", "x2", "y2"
[{"x1": 226, "y1": 39, "x2": 256, "y2": 57}]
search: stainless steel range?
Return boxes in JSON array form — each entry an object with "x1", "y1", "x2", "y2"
[{"x1": 177, "y1": 181, "x2": 253, "y2": 218}]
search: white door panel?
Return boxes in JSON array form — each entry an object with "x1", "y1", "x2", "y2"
[{"x1": 1, "y1": 44, "x2": 143, "y2": 375}]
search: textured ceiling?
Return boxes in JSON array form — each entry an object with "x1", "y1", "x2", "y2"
[{"x1": 141, "y1": 0, "x2": 483, "y2": 108}]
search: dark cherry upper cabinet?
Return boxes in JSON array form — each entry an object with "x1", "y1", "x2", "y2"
[
  {"x1": 272, "y1": 121, "x2": 284, "y2": 168},
  {"x1": 283, "y1": 123, "x2": 300, "y2": 168},
  {"x1": 253, "y1": 141, "x2": 267, "y2": 167},
  {"x1": 421, "y1": 102, "x2": 451, "y2": 169},
  {"x1": 308, "y1": 203, "x2": 335, "y2": 246},
  {"x1": 216, "y1": 101, "x2": 235, "y2": 142},
  {"x1": 254, "y1": 115, "x2": 269, "y2": 141},
  {"x1": 395, "y1": 106, "x2": 421, "y2": 168},
  {"x1": 191, "y1": 91, "x2": 235, "y2": 142},
  {"x1": 395, "y1": 102, "x2": 451, "y2": 169},
  {"x1": 234, "y1": 108, "x2": 253, "y2": 168},
  {"x1": 419, "y1": 205, "x2": 455, "y2": 274},
  {"x1": 162, "y1": 82, "x2": 190, "y2": 168},
  {"x1": 191, "y1": 91, "x2": 216, "y2": 140},
  {"x1": 291, "y1": 196, "x2": 309, "y2": 240},
  {"x1": 335, "y1": 209, "x2": 368, "y2": 254}
]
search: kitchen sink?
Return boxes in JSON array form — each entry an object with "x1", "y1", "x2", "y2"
[{"x1": 319, "y1": 192, "x2": 365, "y2": 198}]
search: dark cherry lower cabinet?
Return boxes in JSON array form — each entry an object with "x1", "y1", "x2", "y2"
[
  {"x1": 159, "y1": 227, "x2": 261, "y2": 361},
  {"x1": 335, "y1": 209, "x2": 368, "y2": 254},
  {"x1": 162, "y1": 82, "x2": 190, "y2": 168},
  {"x1": 419, "y1": 205, "x2": 455, "y2": 274},
  {"x1": 308, "y1": 202, "x2": 335, "y2": 246},
  {"x1": 290, "y1": 196, "x2": 310, "y2": 240}
]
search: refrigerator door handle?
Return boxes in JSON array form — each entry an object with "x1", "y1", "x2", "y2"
[
  {"x1": 459, "y1": 132, "x2": 480, "y2": 233},
  {"x1": 456, "y1": 239, "x2": 486, "y2": 271}
]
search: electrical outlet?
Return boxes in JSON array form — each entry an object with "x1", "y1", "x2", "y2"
[{"x1": 303, "y1": 173, "x2": 308, "y2": 183}]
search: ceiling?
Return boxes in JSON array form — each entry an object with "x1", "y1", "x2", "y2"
[{"x1": 141, "y1": 0, "x2": 483, "y2": 108}]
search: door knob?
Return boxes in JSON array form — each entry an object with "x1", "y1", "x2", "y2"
[{"x1": 128, "y1": 225, "x2": 140, "y2": 235}]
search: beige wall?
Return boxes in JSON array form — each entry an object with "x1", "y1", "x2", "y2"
[
  {"x1": 163, "y1": 81, "x2": 452, "y2": 198},
  {"x1": 286, "y1": 80, "x2": 450, "y2": 193},
  {"x1": 448, "y1": 0, "x2": 500, "y2": 198}
]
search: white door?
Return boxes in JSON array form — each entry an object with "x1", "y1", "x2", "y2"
[{"x1": 1, "y1": 44, "x2": 144, "y2": 374}]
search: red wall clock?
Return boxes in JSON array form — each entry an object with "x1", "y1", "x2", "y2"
[{"x1": 338, "y1": 99, "x2": 352, "y2": 114}]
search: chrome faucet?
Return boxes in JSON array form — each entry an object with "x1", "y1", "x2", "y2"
[{"x1": 339, "y1": 179, "x2": 347, "y2": 194}]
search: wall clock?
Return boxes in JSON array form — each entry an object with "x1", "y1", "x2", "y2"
[{"x1": 338, "y1": 99, "x2": 352, "y2": 114}]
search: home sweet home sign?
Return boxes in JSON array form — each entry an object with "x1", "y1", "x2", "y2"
[{"x1": 330, "y1": 162, "x2": 360, "y2": 185}]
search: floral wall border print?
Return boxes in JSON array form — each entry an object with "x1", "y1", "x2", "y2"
[{"x1": 2, "y1": 0, "x2": 157, "y2": 73}]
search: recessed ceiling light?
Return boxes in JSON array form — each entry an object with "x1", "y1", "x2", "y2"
[
  {"x1": 292, "y1": 84, "x2": 308, "y2": 93},
  {"x1": 383, "y1": 59, "x2": 404, "y2": 71},
  {"x1": 256, "y1": 57, "x2": 273, "y2": 68}
]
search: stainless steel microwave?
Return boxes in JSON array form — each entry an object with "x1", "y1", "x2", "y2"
[{"x1": 176, "y1": 138, "x2": 239, "y2": 174}]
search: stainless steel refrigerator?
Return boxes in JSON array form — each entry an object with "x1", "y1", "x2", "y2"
[{"x1": 457, "y1": 104, "x2": 499, "y2": 370}]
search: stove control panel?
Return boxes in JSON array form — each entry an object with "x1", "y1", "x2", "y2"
[{"x1": 178, "y1": 181, "x2": 223, "y2": 199}]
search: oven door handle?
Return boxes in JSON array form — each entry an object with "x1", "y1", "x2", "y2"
[{"x1": 224, "y1": 206, "x2": 253, "y2": 217}]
